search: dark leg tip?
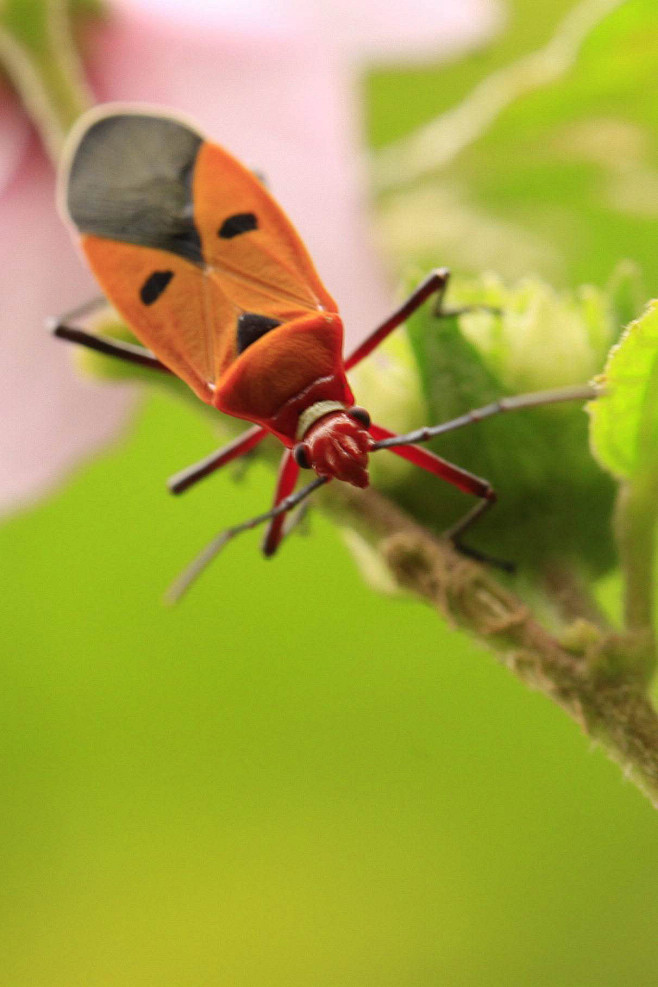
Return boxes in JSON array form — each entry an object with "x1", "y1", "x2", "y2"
[
  {"x1": 452, "y1": 539, "x2": 516, "y2": 573},
  {"x1": 261, "y1": 531, "x2": 279, "y2": 557}
]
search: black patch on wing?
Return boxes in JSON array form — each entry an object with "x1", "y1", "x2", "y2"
[
  {"x1": 66, "y1": 112, "x2": 204, "y2": 265},
  {"x1": 219, "y1": 212, "x2": 258, "y2": 239},
  {"x1": 140, "y1": 270, "x2": 174, "y2": 305},
  {"x1": 237, "y1": 312, "x2": 281, "y2": 353}
]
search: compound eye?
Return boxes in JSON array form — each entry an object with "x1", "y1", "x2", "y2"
[
  {"x1": 293, "y1": 443, "x2": 311, "y2": 469},
  {"x1": 349, "y1": 406, "x2": 371, "y2": 429}
]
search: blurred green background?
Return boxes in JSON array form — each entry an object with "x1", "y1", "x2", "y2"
[
  {"x1": 4, "y1": 393, "x2": 658, "y2": 985},
  {"x1": 2, "y1": 0, "x2": 658, "y2": 983}
]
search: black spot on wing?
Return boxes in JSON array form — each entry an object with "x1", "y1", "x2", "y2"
[
  {"x1": 237, "y1": 313, "x2": 281, "y2": 353},
  {"x1": 141, "y1": 270, "x2": 174, "y2": 305},
  {"x1": 219, "y1": 212, "x2": 258, "y2": 239},
  {"x1": 66, "y1": 113, "x2": 204, "y2": 265}
]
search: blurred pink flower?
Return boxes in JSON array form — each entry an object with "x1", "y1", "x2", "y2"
[{"x1": 0, "y1": 0, "x2": 494, "y2": 514}]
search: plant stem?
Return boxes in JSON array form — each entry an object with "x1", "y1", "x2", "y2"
[
  {"x1": 0, "y1": 0, "x2": 94, "y2": 162},
  {"x1": 331, "y1": 484, "x2": 658, "y2": 809}
]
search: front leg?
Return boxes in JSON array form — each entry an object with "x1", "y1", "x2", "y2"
[
  {"x1": 346, "y1": 267, "x2": 500, "y2": 371},
  {"x1": 167, "y1": 425, "x2": 267, "y2": 495},
  {"x1": 345, "y1": 268, "x2": 450, "y2": 370}
]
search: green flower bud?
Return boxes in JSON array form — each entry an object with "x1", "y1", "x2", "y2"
[{"x1": 350, "y1": 272, "x2": 623, "y2": 577}]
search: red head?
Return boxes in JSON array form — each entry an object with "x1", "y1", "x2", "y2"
[{"x1": 293, "y1": 407, "x2": 372, "y2": 488}]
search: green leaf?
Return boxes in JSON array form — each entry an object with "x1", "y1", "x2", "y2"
[
  {"x1": 589, "y1": 301, "x2": 658, "y2": 481},
  {"x1": 606, "y1": 260, "x2": 647, "y2": 331},
  {"x1": 589, "y1": 301, "x2": 658, "y2": 646},
  {"x1": 351, "y1": 272, "x2": 618, "y2": 574}
]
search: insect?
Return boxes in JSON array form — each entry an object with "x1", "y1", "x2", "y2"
[{"x1": 52, "y1": 105, "x2": 596, "y2": 600}]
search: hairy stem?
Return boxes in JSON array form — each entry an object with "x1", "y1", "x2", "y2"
[{"x1": 331, "y1": 484, "x2": 658, "y2": 809}]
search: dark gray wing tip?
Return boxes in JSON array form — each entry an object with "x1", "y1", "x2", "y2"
[{"x1": 61, "y1": 105, "x2": 205, "y2": 265}]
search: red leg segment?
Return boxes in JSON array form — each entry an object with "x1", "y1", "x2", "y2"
[
  {"x1": 168, "y1": 425, "x2": 268, "y2": 494},
  {"x1": 369, "y1": 423, "x2": 510, "y2": 567},
  {"x1": 50, "y1": 297, "x2": 169, "y2": 373},
  {"x1": 345, "y1": 269, "x2": 449, "y2": 370},
  {"x1": 369, "y1": 423, "x2": 493, "y2": 500},
  {"x1": 261, "y1": 450, "x2": 301, "y2": 557},
  {"x1": 166, "y1": 473, "x2": 327, "y2": 603}
]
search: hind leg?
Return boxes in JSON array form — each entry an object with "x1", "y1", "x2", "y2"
[{"x1": 49, "y1": 297, "x2": 168, "y2": 373}]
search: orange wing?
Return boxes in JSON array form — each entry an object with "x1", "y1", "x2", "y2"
[
  {"x1": 80, "y1": 236, "x2": 235, "y2": 402},
  {"x1": 60, "y1": 105, "x2": 338, "y2": 402},
  {"x1": 193, "y1": 141, "x2": 337, "y2": 321}
]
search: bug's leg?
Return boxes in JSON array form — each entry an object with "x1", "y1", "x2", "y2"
[
  {"x1": 345, "y1": 268, "x2": 451, "y2": 370},
  {"x1": 283, "y1": 500, "x2": 312, "y2": 539},
  {"x1": 369, "y1": 385, "x2": 599, "y2": 567},
  {"x1": 167, "y1": 425, "x2": 268, "y2": 495},
  {"x1": 370, "y1": 385, "x2": 599, "y2": 454},
  {"x1": 49, "y1": 298, "x2": 169, "y2": 373},
  {"x1": 52, "y1": 295, "x2": 108, "y2": 323},
  {"x1": 346, "y1": 268, "x2": 501, "y2": 371},
  {"x1": 165, "y1": 473, "x2": 327, "y2": 604},
  {"x1": 231, "y1": 447, "x2": 259, "y2": 483},
  {"x1": 261, "y1": 450, "x2": 301, "y2": 558},
  {"x1": 428, "y1": 274, "x2": 501, "y2": 320},
  {"x1": 442, "y1": 497, "x2": 495, "y2": 543},
  {"x1": 370, "y1": 422, "x2": 510, "y2": 567},
  {"x1": 369, "y1": 423, "x2": 494, "y2": 499},
  {"x1": 441, "y1": 497, "x2": 515, "y2": 571}
]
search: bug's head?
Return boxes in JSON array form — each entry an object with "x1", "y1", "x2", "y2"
[{"x1": 294, "y1": 407, "x2": 371, "y2": 488}]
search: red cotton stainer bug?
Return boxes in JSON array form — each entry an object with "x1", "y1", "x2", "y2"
[{"x1": 52, "y1": 105, "x2": 597, "y2": 601}]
